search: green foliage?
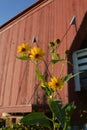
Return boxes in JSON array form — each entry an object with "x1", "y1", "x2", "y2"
[
  {"x1": 49, "y1": 100, "x2": 75, "y2": 130},
  {"x1": 0, "y1": 119, "x2": 5, "y2": 128},
  {"x1": 35, "y1": 70, "x2": 45, "y2": 82},
  {"x1": 63, "y1": 72, "x2": 81, "y2": 83},
  {"x1": 19, "y1": 102, "x2": 74, "y2": 130},
  {"x1": 51, "y1": 59, "x2": 64, "y2": 64},
  {"x1": 41, "y1": 84, "x2": 53, "y2": 96},
  {"x1": 50, "y1": 53, "x2": 65, "y2": 65},
  {"x1": 20, "y1": 112, "x2": 51, "y2": 130},
  {"x1": 62, "y1": 73, "x2": 74, "y2": 82},
  {"x1": 5, "y1": 38, "x2": 77, "y2": 130},
  {"x1": 16, "y1": 56, "x2": 29, "y2": 60},
  {"x1": 62, "y1": 102, "x2": 75, "y2": 126},
  {"x1": 49, "y1": 100, "x2": 65, "y2": 126},
  {"x1": 0, "y1": 123, "x2": 27, "y2": 130}
]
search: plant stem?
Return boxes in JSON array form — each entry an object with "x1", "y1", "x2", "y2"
[
  {"x1": 59, "y1": 63, "x2": 64, "y2": 77},
  {"x1": 53, "y1": 113, "x2": 55, "y2": 130},
  {"x1": 63, "y1": 122, "x2": 67, "y2": 130}
]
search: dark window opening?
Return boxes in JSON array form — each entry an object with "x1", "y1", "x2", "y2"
[
  {"x1": 80, "y1": 70, "x2": 87, "y2": 91},
  {"x1": 78, "y1": 39, "x2": 87, "y2": 91}
]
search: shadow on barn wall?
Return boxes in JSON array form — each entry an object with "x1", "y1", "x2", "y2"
[{"x1": 68, "y1": 11, "x2": 87, "y2": 124}]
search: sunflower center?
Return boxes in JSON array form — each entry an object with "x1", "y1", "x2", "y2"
[
  {"x1": 35, "y1": 53, "x2": 40, "y2": 58},
  {"x1": 55, "y1": 82, "x2": 59, "y2": 86},
  {"x1": 22, "y1": 47, "x2": 26, "y2": 52}
]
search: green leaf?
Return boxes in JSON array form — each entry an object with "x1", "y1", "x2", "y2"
[
  {"x1": 20, "y1": 112, "x2": 51, "y2": 130},
  {"x1": 51, "y1": 59, "x2": 64, "y2": 64},
  {"x1": 62, "y1": 102, "x2": 75, "y2": 116},
  {"x1": 51, "y1": 48, "x2": 56, "y2": 54},
  {"x1": 35, "y1": 70, "x2": 45, "y2": 82},
  {"x1": 54, "y1": 122, "x2": 61, "y2": 129},
  {"x1": 62, "y1": 102, "x2": 75, "y2": 126},
  {"x1": 63, "y1": 72, "x2": 81, "y2": 82},
  {"x1": 41, "y1": 85, "x2": 53, "y2": 96},
  {"x1": 49, "y1": 100, "x2": 65, "y2": 126},
  {"x1": 56, "y1": 54, "x2": 61, "y2": 60},
  {"x1": 62, "y1": 73, "x2": 73, "y2": 82},
  {"x1": 16, "y1": 56, "x2": 29, "y2": 60}
]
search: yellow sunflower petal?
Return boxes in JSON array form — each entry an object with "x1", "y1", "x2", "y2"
[
  {"x1": 17, "y1": 43, "x2": 29, "y2": 56},
  {"x1": 48, "y1": 77, "x2": 64, "y2": 91},
  {"x1": 29, "y1": 47, "x2": 45, "y2": 61}
]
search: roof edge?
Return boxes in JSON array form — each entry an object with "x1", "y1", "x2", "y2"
[{"x1": 0, "y1": 0, "x2": 47, "y2": 29}]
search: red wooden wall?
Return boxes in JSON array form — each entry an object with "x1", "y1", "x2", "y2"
[{"x1": 0, "y1": 0, "x2": 87, "y2": 115}]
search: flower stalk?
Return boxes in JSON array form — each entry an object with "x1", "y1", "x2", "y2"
[{"x1": 15, "y1": 39, "x2": 76, "y2": 130}]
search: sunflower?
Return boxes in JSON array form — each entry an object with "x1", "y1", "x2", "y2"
[
  {"x1": 48, "y1": 77, "x2": 64, "y2": 91},
  {"x1": 29, "y1": 47, "x2": 45, "y2": 61},
  {"x1": 17, "y1": 43, "x2": 29, "y2": 56}
]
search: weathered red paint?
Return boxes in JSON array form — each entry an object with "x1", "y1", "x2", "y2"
[{"x1": 0, "y1": 0, "x2": 87, "y2": 118}]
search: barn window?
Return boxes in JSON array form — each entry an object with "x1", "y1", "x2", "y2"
[
  {"x1": 73, "y1": 40, "x2": 87, "y2": 91},
  {"x1": 73, "y1": 48, "x2": 87, "y2": 91},
  {"x1": 71, "y1": 124, "x2": 87, "y2": 130}
]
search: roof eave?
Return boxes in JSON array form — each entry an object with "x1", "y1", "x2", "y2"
[{"x1": 0, "y1": 0, "x2": 45, "y2": 29}]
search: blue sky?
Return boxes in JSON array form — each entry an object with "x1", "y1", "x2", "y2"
[{"x1": 0, "y1": 0, "x2": 37, "y2": 25}]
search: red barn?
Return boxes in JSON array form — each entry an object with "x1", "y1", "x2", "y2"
[{"x1": 0, "y1": 0, "x2": 87, "y2": 128}]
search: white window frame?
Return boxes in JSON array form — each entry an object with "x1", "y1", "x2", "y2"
[{"x1": 73, "y1": 48, "x2": 87, "y2": 91}]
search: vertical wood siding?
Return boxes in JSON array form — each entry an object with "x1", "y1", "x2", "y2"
[{"x1": 0, "y1": 0, "x2": 87, "y2": 113}]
